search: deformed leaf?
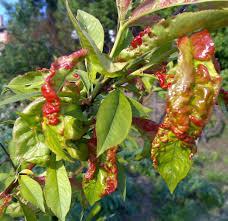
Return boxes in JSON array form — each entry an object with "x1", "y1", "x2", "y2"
[
  {"x1": 156, "y1": 141, "x2": 192, "y2": 193},
  {"x1": 96, "y1": 90, "x2": 132, "y2": 156},
  {"x1": 44, "y1": 157, "x2": 72, "y2": 221},
  {"x1": 131, "y1": 0, "x2": 227, "y2": 24},
  {"x1": 77, "y1": 10, "x2": 104, "y2": 51},
  {"x1": 19, "y1": 175, "x2": 45, "y2": 212},
  {"x1": 116, "y1": 0, "x2": 132, "y2": 20},
  {"x1": 83, "y1": 169, "x2": 107, "y2": 205}
]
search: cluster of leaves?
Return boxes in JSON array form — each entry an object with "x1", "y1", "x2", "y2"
[{"x1": 0, "y1": 0, "x2": 227, "y2": 220}]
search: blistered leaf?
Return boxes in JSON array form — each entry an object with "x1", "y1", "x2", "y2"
[
  {"x1": 44, "y1": 157, "x2": 72, "y2": 221},
  {"x1": 77, "y1": 10, "x2": 104, "y2": 51},
  {"x1": 156, "y1": 141, "x2": 192, "y2": 193},
  {"x1": 151, "y1": 10, "x2": 228, "y2": 46},
  {"x1": 131, "y1": 0, "x2": 227, "y2": 24},
  {"x1": 19, "y1": 175, "x2": 45, "y2": 212},
  {"x1": 119, "y1": 10, "x2": 228, "y2": 62},
  {"x1": 83, "y1": 169, "x2": 107, "y2": 205},
  {"x1": 96, "y1": 90, "x2": 132, "y2": 156}
]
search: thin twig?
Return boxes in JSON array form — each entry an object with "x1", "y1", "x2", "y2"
[{"x1": 0, "y1": 142, "x2": 17, "y2": 171}]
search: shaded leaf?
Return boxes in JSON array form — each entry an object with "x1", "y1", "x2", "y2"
[
  {"x1": 0, "y1": 92, "x2": 41, "y2": 109},
  {"x1": 20, "y1": 202, "x2": 37, "y2": 221},
  {"x1": 19, "y1": 175, "x2": 45, "y2": 212},
  {"x1": 44, "y1": 157, "x2": 72, "y2": 221},
  {"x1": 127, "y1": 97, "x2": 152, "y2": 118},
  {"x1": 96, "y1": 90, "x2": 132, "y2": 156},
  {"x1": 117, "y1": 163, "x2": 126, "y2": 201}
]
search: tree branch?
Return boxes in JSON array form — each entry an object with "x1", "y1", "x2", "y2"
[{"x1": 0, "y1": 142, "x2": 17, "y2": 171}]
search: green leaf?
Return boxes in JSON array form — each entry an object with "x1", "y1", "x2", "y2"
[
  {"x1": 7, "y1": 71, "x2": 47, "y2": 94},
  {"x1": 12, "y1": 98, "x2": 50, "y2": 165},
  {"x1": 113, "y1": 28, "x2": 133, "y2": 57},
  {"x1": 96, "y1": 90, "x2": 132, "y2": 156},
  {"x1": 0, "y1": 92, "x2": 41, "y2": 109},
  {"x1": 83, "y1": 169, "x2": 107, "y2": 205},
  {"x1": 156, "y1": 141, "x2": 192, "y2": 193},
  {"x1": 77, "y1": 10, "x2": 104, "y2": 51},
  {"x1": 44, "y1": 157, "x2": 72, "y2": 221},
  {"x1": 43, "y1": 123, "x2": 72, "y2": 162},
  {"x1": 5, "y1": 202, "x2": 23, "y2": 218},
  {"x1": 127, "y1": 97, "x2": 151, "y2": 118},
  {"x1": 130, "y1": 0, "x2": 228, "y2": 24},
  {"x1": 19, "y1": 175, "x2": 45, "y2": 212},
  {"x1": 20, "y1": 202, "x2": 37, "y2": 221},
  {"x1": 66, "y1": 0, "x2": 126, "y2": 75}
]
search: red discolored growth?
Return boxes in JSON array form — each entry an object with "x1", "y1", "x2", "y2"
[
  {"x1": 133, "y1": 117, "x2": 159, "y2": 140},
  {"x1": 189, "y1": 115, "x2": 204, "y2": 127},
  {"x1": 131, "y1": 35, "x2": 143, "y2": 48},
  {"x1": 84, "y1": 136, "x2": 97, "y2": 181},
  {"x1": 41, "y1": 49, "x2": 87, "y2": 125},
  {"x1": 102, "y1": 147, "x2": 118, "y2": 196},
  {"x1": 196, "y1": 64, "x2": 211, "y2": 82},
  {"x1": 220, "y1": 88, "x2": 228, "y2": 105},
  {"x1": 154, "y1": 65, "x2": 173, "y2": 89},
  {"x1": 190, "y1": 29, "x2": 215, "y2": 61},
  {"x1": 131, "y1": 27, "x2": 151, "y2": 48}
]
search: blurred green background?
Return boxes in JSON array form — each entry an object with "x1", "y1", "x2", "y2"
[{"x1": 0, "y1": 1, "x2": 227, "y2": 220}]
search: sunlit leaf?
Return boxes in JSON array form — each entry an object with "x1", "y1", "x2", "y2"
[
  {"x1": 19, "y1": 175, "x2": 45, "y2": 212},
  {"x1": 44, "y1": 157, "x2": 71, "y2": 221},
  {"x1": 77, "y1": 10, "x2": 104, "y2": 51},
  {"x1": 96, "y1": 90, "x2": 132, "y2": 156}
]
